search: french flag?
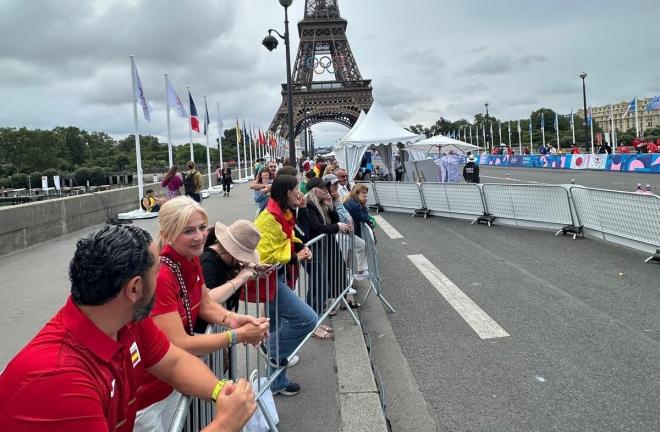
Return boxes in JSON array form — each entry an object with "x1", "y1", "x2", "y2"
[{"x1": 188, "y1": 91, "x2": 200, "y2": 132}]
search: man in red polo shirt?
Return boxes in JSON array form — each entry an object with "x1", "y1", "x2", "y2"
[{"x1": 0, "y1": 224, "x2": 255, "y2": 432}]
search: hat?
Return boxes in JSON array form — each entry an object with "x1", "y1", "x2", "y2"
[
  {"x1": 306, "y1": 177, "x2": 325, "y2": 192},
  {"x1": 467, "y1": 155, "x2": 475, "y2": 162},
  {"x1": 322, "y1": 174, "x2": 340, "y2": 185},
  {"x1": 214, "y1": 220, "x2": 260, "y2": 264}
]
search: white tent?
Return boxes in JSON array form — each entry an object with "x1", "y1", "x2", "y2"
[
  {"x1": 335, "y1": 102, "x2": 425, "y2": 179},
  {"x1": 405, "y1": 134, "x2": 479, "y2": 155},
  {"x1": 334, "y1": 110, "x2": 366, "y2": 170}
]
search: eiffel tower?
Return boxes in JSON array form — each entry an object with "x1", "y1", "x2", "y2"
[{"x1": 268, "y1": 0, "x2": 373, "y2": 143}]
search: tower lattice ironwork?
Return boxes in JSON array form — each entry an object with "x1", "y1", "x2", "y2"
[{"x1": 268, "y1": 0, "x2": 373, "y2": 143}]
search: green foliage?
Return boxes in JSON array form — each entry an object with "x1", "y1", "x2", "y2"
[
  {"x1": 73, "y1": 167, "x2": 92, "y2": 186},
  {"x1": 0, "y1": 163, "x2": 16, "y2": 177},
  {"x1": 9, "y1": 173, "x2": 28, "y2": 189},
  {"x1": 88, "y1": 167, "x2": 107, "y2": 186},
  {"x1": 0, "y1": 177, "x2": 10, "y2": 188}
]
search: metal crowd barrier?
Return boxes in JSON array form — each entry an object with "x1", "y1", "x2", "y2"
[
  {"x1": 168, "y1": 230, "x2": 360, "y2": 432},
  {"x1": 481, "y1": 184, "x2": 575, "y2": 227},
  {"x1": 420, "y1": 183, "x2": 485, "y2": 219},
  {"x1": 361, "y1": 180, "x2": 659, "y2": 258},
  {"x1": 569, "y1": 186, "x2": 660, "y2": 252},
  {"x1": 361, "y1": 222, "x2": 395, "y2": 313}
]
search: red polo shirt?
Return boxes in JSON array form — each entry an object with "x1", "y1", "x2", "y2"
[
  {"x1": 0, "y1": 297, "x2": 170, "y2": 432},
  {"x1": 136, "y1": 244, "x2": 204, "y2": 410}
]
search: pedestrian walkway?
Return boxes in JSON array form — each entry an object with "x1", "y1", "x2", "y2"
[{"x1": 0, "y1": 183, "x2": 388, "y2": 431}]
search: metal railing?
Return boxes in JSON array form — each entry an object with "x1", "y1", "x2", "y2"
[{"x1": 168, "y1": 230, "x2": 360, "y2": 431}]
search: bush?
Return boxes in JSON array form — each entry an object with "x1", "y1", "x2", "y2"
[
  {"x1": 28, "y1": 172, "x2": 44, "y2": 188},
  {"x1": 0, "y1": 177, "x2": 10, "y2": 188},
  {"x1": 0, "y1": 164, "x2": 16, "y2": 177},
  {"x1": 73, "y1": 167, "x2": 91, "y2": 186},
  {"x1": 88, "y1": 166, "x2": 107, "y2": 186},
  {"x1": 8, "y1": 173, "x2": 28, "y2": 189}
]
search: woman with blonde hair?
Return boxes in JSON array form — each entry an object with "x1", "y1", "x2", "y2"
[{"x1": 134, "y1": 196, "x2": 269, "y2": 432}]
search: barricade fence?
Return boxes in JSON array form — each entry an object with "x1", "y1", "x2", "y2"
[
  {"x1": 361, "y1": 180, "x2": 659, "y2": 253},
  {"x1": 169, "y1": 230, "x2": 360, "y2": 432}
]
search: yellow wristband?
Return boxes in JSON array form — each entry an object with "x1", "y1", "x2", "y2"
[
  {"x1": 211, "y1": 380, "x2": 227, "y2": 402},
  {"x1": 226, "y1": 330, "x2": 232, "y2": 346}
]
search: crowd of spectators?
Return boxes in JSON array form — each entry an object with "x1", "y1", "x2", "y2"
[{"x1": 0, "y1": 156, "x2": 376, "y2": 431}]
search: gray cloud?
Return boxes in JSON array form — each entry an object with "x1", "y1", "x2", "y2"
[{"x1": 0, "y1": 0, "x2": 658, "y2": 149}]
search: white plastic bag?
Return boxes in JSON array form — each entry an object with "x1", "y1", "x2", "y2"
[{"x1": 243, "y1": 369, "x2": 279, "y2": 432}]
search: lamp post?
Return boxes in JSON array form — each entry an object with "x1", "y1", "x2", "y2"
[
  {"x1": 484, "y1": 102, "x2": 490, "y2": 152},
  {"x1": 263, "y1": 0, "x2": 296, "y2": 168},
  {"x1": 580, "y1": 72, "x2": 589, "y2": 152}
]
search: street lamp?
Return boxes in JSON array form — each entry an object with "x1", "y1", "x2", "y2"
[
  {"x1": 579, "y1": 72, "x2": 589, "y2": 152},
  {"x1": 263, "y1": 0, "x2": 296, "y2": 168},
  {"x1": 484, "y1": 102, "x2": 490, "y2": 151}
]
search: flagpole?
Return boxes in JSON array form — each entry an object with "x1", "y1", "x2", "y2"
[
  {"x1": 469, "y1": 126, "x2": 473, "y2": 145},
  {"x1": 529, "y1": 117, "x2": 534, "y2": 154},
  {"x1": 517, "y1": 120, "x2": 522, "y2": 154},
  {"x1": 482, "y1": 124, "x2": 486, "y2": 153},
  {"x1": 555, "y1": 115, "x2": 560, "y2": 152},
  {"x1": 248, "y1": 123, "x2": 254, "y2": 177},
  {"x1": 217, "y1": 103, "x2": 224, "y2": 169},
  {"x1": 590, "y1": 107, "x2": 595, "y2": 153},
  {"x1": 242, "y1": 122, "x2": 248, "y2": 179},
  {"x1": 634, "y1": 97, "x2": 640, "y2": 137},
  {"x1": 129, "y1": 55, "x2": 144, "y2": 204},
  {"x1": 203, "y1": 97, "x2": 212, "y2": 189},
  {"x1": 165, "y1": 74, "x2": 174, "y2": 167},
  {"x1": 610, "y1": 104, "x2": 616, "y2": 152},
  {"x1": 235, "y1": 119, "x2": 242, "y2": 180},
  {"x1": 475, "y1": 124, "x2": 479, "y2": 153},
  {"x1": 541, "y1": 118, "x2": 546, "y2": 149},
  {"x1": 187, "y1": 86, "x2": 194, "y2": 162},
  {"x1": 571, "y1": 111, "x2": 576, "y2": 145},
  {"x1": 508, "y1": 121, "x2": 511, "y2": 147},
  {"x1": 498, "y1": 121, "x2": 502, "y2": 146}
]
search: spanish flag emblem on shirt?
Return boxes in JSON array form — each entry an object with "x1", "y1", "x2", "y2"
[{"x1": 130, "y1": 342, "x2": 141, "y2": 368}]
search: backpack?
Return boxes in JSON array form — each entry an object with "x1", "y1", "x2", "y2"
[{"x1": 183, "y1": 170, "x2": 197, "y2": 194}]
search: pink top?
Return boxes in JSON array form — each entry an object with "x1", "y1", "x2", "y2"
[{"x1": 162, "y1": 174, "x2": 182, "y2": 194}]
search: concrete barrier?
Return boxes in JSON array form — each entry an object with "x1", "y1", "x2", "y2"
[{"x1": 0, "y1": 185, "x2": 146, "y2": 256}]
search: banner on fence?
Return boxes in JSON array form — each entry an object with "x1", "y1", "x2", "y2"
[{"x1": 477, "y1": 154, "x2": 660, "y2": 173}]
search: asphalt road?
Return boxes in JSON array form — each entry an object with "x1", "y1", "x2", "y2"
[
  {"x1": 479, "y1": 166, "x2": 660, "y2": 193},
  {"x1": 364, "y1": 212, "x2": 659, "y2": 432}
]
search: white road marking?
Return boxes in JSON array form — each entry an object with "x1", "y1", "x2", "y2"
[
  {"x1": 407, "y1": 254, "x2": 510, "y2": 339},
  {"x1": 481, "y1": 175, "x2": 539, "y2": 184},
  {"x1": 373, "y1": 215, "x2": 403, "y2": 239}
]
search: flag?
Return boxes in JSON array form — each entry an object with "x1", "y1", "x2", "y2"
[
  {"x1": 131, "y1": 61, "x2": 151, "y2": 121},
  {"x1": 203, "y1": 98, "x2": 210, "y2": 136},
  {"x1": 646, "y1": 95, "x2": 660, "y2": 112},
  {"x1": 554, "y1": 112, "x2": 559, "y2": 130},
  {"x1": 622, "y1": 97, "x2": 636, "y2": 118},
  {"x1": 242, "y1": 121, "x2": 250, "y2": 146},
  {"x1": 587, "y1": 107, "x2": 593, "y2": 126},
  {"x1": 217, "y1": 109, "x2": 224, "y2": 136},
  {"x1": 570, "y1": 109, "x2": 574, "y2": 126},
  {"x1": 166, "y1": 77, "x2": 187, "y2": 118},
  {"x1": 189, "y1": 91, "x2": 200, "y2": 132},
  {"x1": 517, "y1": 119, "x2": 521, "y2": 133},
  {"x1": 529, "y1": 118, "x2": 532, "y2": 134},
  {"x1": 259, "y1": 129, "x2": 266, "y2": 146},
  {"x1": 236, "y1": 119, "x2": 242, "y2": 143},
  {"x1": 540, "y1": 113, "x2": 545, "y2": 129}
]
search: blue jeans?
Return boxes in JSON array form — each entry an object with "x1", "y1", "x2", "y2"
[{"x1": 268, "y1": 273, "x2": 318, "y2": 392}]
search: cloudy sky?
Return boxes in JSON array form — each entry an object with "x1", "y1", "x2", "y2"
[{"x1": 1, "y1": 0, "x2": 658, "y2": 148}]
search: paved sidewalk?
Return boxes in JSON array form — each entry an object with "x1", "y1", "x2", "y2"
[{"x1": 0, "y1": 183, "x2": 389, "y2": 432}]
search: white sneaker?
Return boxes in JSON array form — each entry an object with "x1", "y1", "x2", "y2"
[{"x1": 347, "y1": 287, "x2": 357, "y2": 295}]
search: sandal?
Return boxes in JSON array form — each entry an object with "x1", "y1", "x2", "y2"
[
  {"x1": 312, "y1": 328, "x2": 333, "y2": 340},
  {"x1": 319, "y1": 324, "x2": 334, "y2": 333}
]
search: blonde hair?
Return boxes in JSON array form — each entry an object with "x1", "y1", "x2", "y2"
[
  {"x1": 306, "y1": 189, "x2": 331, "y2": 224},
  {"x1": 344, "y1": 183, "x2": 369, "y2": 203},
  {"x1": 157, "y1": 196, "x2": 208, "y2": 250}
]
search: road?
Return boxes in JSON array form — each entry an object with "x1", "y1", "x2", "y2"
[
  {"x1": 479, "y1": 166, "x2": 659, "y2": 193},
  {"x1": 362, "y1": 212, "x2": 659, "y2": 432}
]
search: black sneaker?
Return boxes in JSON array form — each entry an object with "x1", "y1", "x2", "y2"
[{"x1": 274, "y1": 382, "x2": 301, "y2": 396}]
